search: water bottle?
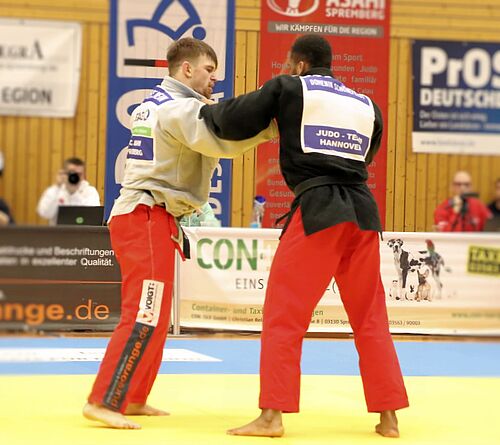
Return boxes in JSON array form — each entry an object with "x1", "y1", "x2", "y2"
[{"x1": 250, "y1": 195, "x2": 266, "y2": 228}]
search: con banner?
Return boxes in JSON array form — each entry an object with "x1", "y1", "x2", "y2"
[
  {"x1": 256, "y1": 0, "x2": 390, "y2": 227},
  {"x1": 412, "y1": 40, "x2": 500, "y2": 155},
  {"x1": 0, "y1": 227, "x2": 121, "y2": 331},
  {"x1": 105, "y1": 0, "x2": 235, "y2": 224},
  {"x1": 179, "y1": 228, "x2": 500, "y2": 335}
]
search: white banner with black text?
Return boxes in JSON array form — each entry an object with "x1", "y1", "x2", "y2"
[
  {"x1": 0, "y1": 19, "x2": 81, "y2": 117},
  {"x1": 179, "y1": 228, "x2": 500, "y2": 335}
]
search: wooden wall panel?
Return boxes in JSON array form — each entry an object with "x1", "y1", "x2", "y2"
[
  {"x1": 0, "y1": 0, "x2": 107, "y2": 23},
  {"x1": 230, "y1": 30, "x2": 248, "y2": 227},
  {"x1": 385, "y1": 38, "x2": 399, "y2": 230},
  {"x1": 241, "y1": 31, "x2": 259, "y2": 227},
  {"x1": 85, "y1": 23, "x2": 101, "y2": 191},
  {"x1": 26, "y1": 118, "x2": 40, "y2": 223},
  {"x1": 2, "y1": 118, "x2": 17, "y2": 215},
  {"x1": 74, "y1": 23, "x2": 89, "y2": 169},
  {"x1": 403, "y1": 42, "x2": 417, "y2": 232},
  {"x1": 15, "y1": 118, "x2": 28, "y2": 222},
  {"x1": 96, "y1": 23, "x2": 109, "y2": 201},
  {"x1": 233, "y1": 2, "x2": 262, "y2": 227},
  {"x1": 392, "y1": 39, "x2": 410, "y2": 231},
  {"x1": 37, "y1": 120, "x2": 52, "y2": 223}
]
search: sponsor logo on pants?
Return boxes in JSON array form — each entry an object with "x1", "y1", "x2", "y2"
[
  {"x1": 103, "y1": 280, "x2": 164, "y2": 410},
  {"x1": 137, "y1": 280, "x2": 164, "y2": 327},
  {"x1": 104, "y1": 322, "x2": 153, "y2": 410}
]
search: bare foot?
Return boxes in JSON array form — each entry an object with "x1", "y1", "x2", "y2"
[
  {"x1": 375, "y1": 410, "x2": 399, "y2": 438},
  {"x1": 125, "y1": 403, "x2": 170, "y2": 416},
  {"x1": 227, "y1": 409, "x2": 284, "y2": 437},
  {"x1": 83, "y1": 403, "x2": 141, "y2": 429}
]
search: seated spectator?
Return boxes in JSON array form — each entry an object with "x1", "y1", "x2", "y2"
[
  {"x1": 0, "y1": 151, "x2": 15, "y2": 226},
  {"x1": 37, "y1": 157, "x2": 100, "y2": 225},
  {"x1": 434, "y1": 171, "x2": 492, "y2": 232},
  {"x1": 487, "y1": 178, "x2": 500, "y2": 218}
]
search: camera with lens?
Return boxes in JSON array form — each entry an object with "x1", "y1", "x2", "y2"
[{"x1": 67, "y1": 171, "x2": 81, "y2": 185}]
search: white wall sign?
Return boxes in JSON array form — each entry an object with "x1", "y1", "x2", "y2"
[{"x1": 0, "y1": 19, "x2": 82, "y2": 117}]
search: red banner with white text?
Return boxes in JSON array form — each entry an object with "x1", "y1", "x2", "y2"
[{"x1": 256, "y1": 0, "x2": 390, "y2": 227}]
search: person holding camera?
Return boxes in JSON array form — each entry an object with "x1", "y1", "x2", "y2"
[
  {"x1": 434, "y1": 171, "x2": 492, "y2": 232},
  {"x1": 37, "y1": 157, "x2": 100, "y2": 225}
]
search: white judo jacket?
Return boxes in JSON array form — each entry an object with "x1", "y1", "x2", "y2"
[{"x1": 110, "y1": 76, "x2": 277, "y2": 220}]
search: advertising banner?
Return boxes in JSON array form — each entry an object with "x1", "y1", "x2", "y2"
[
  {"x1": 412, "y1": 40, "x2": 500, "y2": 155},
  {"x1": 179, "y1": 227, "x2": 500, "y2": 335},
  {"x1": 0, "y1": 19, "x2": 81, "y2": 117},
  {"x1": 105, "y1": 0, "x2": 235, "y2": 224},
  {"x1": 0, "y1": 227, "x2": 121, "y2": 330},
  {"x1": 256, "y1": 0, "x2": 391, "y2": 227}
]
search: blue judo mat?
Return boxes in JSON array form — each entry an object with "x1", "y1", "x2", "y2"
[{"x1": 0, "y1": 337, "x2": 499, "y2": 377}]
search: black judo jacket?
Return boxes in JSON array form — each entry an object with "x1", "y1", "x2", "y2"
[{"x1": 200, "y1": 67, "x2": 383, "y2": 235}]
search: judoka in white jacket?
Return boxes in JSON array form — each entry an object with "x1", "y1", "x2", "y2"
[{"x1": 110, "y1": 76, "x2": 277, "y2": 221}]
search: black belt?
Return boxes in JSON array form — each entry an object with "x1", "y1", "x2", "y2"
[
  {"x1": 293, "y1": 175, "x2": 364, "y2": 197},
  {"x1": 292, "y1": 176, "x2": 383, "y2": 240},
  {"x1": 275, "y1": 176, "x2": 364, "y2": 236}
]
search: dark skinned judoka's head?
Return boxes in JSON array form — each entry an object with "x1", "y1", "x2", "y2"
[{"x1": 288, "y1": 34, "x2": 332, "y2": 76}]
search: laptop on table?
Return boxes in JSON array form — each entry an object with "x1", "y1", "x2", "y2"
[{"x1": 56, "y1": 206, "x2": 105, "y2": 226}]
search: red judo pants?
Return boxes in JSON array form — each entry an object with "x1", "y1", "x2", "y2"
[
  {"x1": 88, "y1": 205, "x2": 177, "y2": 412},
  {"x1": 259, "y1": 209, "x2": 409, "y2": 413}
]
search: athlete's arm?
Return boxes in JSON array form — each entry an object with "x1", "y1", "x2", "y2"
[
  {"x1": 365, "y1": 101, "x2": 383, "y2": 165},
  {"x1": 200, "y1": 77, "x2": 281, "y2": 140},
  {"x1": 157, "y1": 98, "x2": 277, "y2": 158}
]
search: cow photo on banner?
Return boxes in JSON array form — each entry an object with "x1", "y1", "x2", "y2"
[
  {"x1": 412, "y1": 40, "x2": 500, "y2": 155},
  {"x1": 105, "y1": 0, "x2": 235, "y2": 224},
  {"x1": 256, "y1": 0, "x2": 390, "y2": 227}
]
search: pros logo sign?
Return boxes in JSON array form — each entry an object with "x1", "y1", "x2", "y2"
[{"x1": 412, "y1": 40, "x2": 500, "y2": 155}]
